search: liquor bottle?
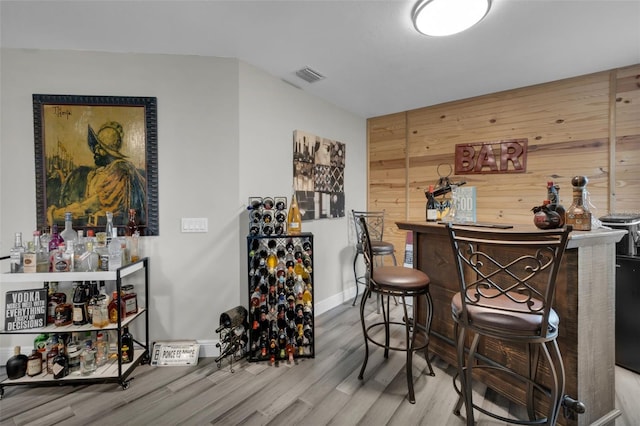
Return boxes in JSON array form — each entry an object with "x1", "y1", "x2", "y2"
[
  {"x1": 105, "y1": 211, "x2": 114, "y2": 244},
  {"x1": 287, "y1": 192, "x2": 302, "y2": 235},
  {"x1": 27, "y1": 349, "x2": 43, "y2": 377},
  {"x1": 120, "y1": 327, "x2": 134, "y2": 364},
  {"x1": 126, "y1": 209, "x2": 139, "y2": 237},
  {"x1": 108, "y1": 236, "x2": 123, "y2": 271},
  {"x1": 47, "y1": 282, "x2": 66, "y2": 324},
  {"x1": 565, "y1": 176, "x2": 592, "y2": 231},
  {"x1": 48, "y1": 224, "x2": 64, "y2": 254},
  {"x1": 54, "y1": 302, "x2": 73, "y2": 326},
  {"x1": 121, "y1": 284, "x2": 138, "y2": 316},
  {"x1": 52, "y1": 243, "x2": 71, "y2": 272},
  {"x1": 46, "y1": 336, "x2": 59, "y2": 374},
  {"x1": 96, "y1": 232, "x2": 109, "y2": 271},
  {"x1": 92, "y1": 294, "x2": 109, "y2": 328},
  {"x1": 6, "y1": 346, "x2": 28, "y2": 379},
  {"x1": 126, "y1": 211, "x2": 141, "y2": 263},
  {"x1": 40, "y1": 226, "x2": 51, "y2": 254},
  {"x1": 65, "y1": 241, "x2": 75, "y2": 272},
  {"x1": 60, "y1": 212, "x2": 78, "y2": 243},
  {"x1": 86, "y1": 281, "x2": 99, "y2": 323},
  {"x1": 34, "y1": 230, "x2": 49, "y2": 272},
  {"x1": 52, "y1": 342, "x2": 69, "y2": 379},
  {"x1": 426, "y1": 184, "x2": 438, "y2": 222},
  {"x1": 95, "y1": 332, "x2": 108, "y2": 367},
  {"x1": 23, "y1": 240, "x2": 37, "y2": 273},
  {"x1": 546, "y1": 181, "x2": 566, "y2": 226},
  {"x1": 34, "y1": 333, "x2": 49, "y2": 357},
  {"x1": 73, "y1": 230, "x2": 86, "y2": 271},
  {"x1": 80, "y1": 340, "x2": 97, "y2": 376},
  {"x1": 431, "y1": 181, "x2": 467, "y2": 198},
  {"x1": 67, "y1": 343, "x2": 81, "y2": 375},
  {"x1": 108, "y1": 291, "x2": 126, "y2": 323},
  {"x1": 9, "y1": 232, "x2": 25, "y2": 273},
  {"x1": 72, "y1": 282, "x2": 89, "y2": 326}
]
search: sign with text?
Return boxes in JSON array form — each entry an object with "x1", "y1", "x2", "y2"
[
  {"x1": 4, "y1": 288, "x2": 47, "y2": 331},
  {"x1": 455, "y1": 186, "x2": 477, "y2": 223},
  {"x1": 455, "y1": 139, "x2": 527, "y2": 175}
]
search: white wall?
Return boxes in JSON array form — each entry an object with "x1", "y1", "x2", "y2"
[{"x1": 0, "y1": 48, "x2": 366, "y2": 360}]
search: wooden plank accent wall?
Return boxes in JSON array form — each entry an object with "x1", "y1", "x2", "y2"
[{"x1": 368, "y1": 64, "x2": 640, "y2": 261}]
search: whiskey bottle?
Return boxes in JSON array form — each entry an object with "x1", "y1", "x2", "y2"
[
  {"x1": 6, "y1": 346, "x2": 28, "y2": 379},
  {"x1": 108, "y1": 291, "x2": 126, "y2": 324},
  {"x1": 27, "y1": 349, "x2": 43, "y2": 377},
  {"x1": 72, "y1": 282, "x2": 89, "y2": 326},
  {"x1": 52, "y1": 342, "x2": 69, "y2": 379},
  {"x1": 287, "y1": 193, "x2": 302, "y2": 235}
]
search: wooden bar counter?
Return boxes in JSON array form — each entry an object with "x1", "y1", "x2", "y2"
[{"x1": 397, "y1": 221, "x2": 626, "y2": 426}]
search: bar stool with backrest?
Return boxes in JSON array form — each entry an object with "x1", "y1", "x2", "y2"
[
  {"x1": 357, "y1": 216, "x2": 435, "y2": 404},
  {"x1": 446, "y1": 224, "x2": 572, "y2": 425},
  {"x1": 351, "y1": 210, "x2": 397, "y2": 306}
]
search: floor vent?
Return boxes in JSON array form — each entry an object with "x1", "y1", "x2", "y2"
[{"x1": 295, "y1": 66, "x2": 325, "y2": 83}]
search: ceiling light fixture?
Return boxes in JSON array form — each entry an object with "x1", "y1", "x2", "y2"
[{"x1": 412, "y1": 0, "x2": 491, "y2": 37}]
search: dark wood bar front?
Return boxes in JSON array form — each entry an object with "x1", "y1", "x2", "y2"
[{"x1": 396, "y1": 221, "x2": 626, "y2": 426}]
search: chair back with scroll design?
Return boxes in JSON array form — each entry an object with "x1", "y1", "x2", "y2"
[{"x1": 446, "y1": 224, "x2": 572, "y2": 426}]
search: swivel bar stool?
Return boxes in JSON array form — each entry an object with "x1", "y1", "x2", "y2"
[
  {"x1": 446, "y1": 224, "x2": 572, "y2": 425},
  {"x1": 357, "y1": 216, "x2": 434, "y2": 404},
  {"x1": 351, "y1": 210, "x2": 397, "y2": 306}
]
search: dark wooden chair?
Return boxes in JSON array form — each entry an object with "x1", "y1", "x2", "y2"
[{"x1": 446, "y1": 224, "x2": 572, "y2": 425}]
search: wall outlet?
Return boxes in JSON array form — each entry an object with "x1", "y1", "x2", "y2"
[{"x1": 181, "y1": 218, "x2": 208, "y2": 233}]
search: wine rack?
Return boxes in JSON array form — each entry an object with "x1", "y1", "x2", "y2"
[{"x1": 246, "y1": 233, "x2": 314, "y2": 363}]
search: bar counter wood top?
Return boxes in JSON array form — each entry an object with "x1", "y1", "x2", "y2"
[{"x1": 396, "y1": 221, "x2": 626, "y2": 426}]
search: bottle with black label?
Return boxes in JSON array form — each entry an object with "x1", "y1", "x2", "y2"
[
  {"x1": 52, "y1": 342, "x2": 69, "y2": 379},
  {"x1": 120, "y1": 327, "x2": 134, "y2": 364},
  {"x1": 72, "y1": 281, "x2": 89, "y2": 326}
]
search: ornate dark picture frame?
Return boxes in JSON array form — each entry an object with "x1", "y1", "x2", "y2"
[{"x1": 33, "y1": 94, "x2": 159, "y2": 236}]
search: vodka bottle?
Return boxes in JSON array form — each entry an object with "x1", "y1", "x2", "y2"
[
  {"x1": 60, "y1": 212, "x2": 78, "y2": 243},
  {"x1": 10, "y1": 232, "x2": 25, "y2": 273}
]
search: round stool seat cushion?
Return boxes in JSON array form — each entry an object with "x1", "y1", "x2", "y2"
[
  {"x1": 371, "y1": 240, "x2": 395, "y2": 255},
  {"x1": 372, "y1": 266, "x2": 430, "y2": 292},
  {"x1": 451, "y1": 289, "x2": 559, "y2": 336}
]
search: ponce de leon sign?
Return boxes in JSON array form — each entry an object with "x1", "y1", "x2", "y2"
[{"x1": 455, "y1": 138, "x2": 527, "y2": 175}]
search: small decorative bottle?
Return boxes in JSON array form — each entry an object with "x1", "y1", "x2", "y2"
[
  {"x1": 105, "y1": 211, "x2": 115, "y2": 244},
  {"x1": 6, "y1": 346, "x2": 28, "y2": 379},
  {"x1": 565, "y1": 176, "x2": 592, "y2": 231}
]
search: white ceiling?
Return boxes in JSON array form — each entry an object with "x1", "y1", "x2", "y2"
[{"x1": 2, "y1": 0, "x2": 639, "y2": 118}]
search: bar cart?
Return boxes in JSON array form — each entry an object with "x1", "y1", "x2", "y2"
[{"x1": 0, "y1": 258, "x2": 150, "y2": 398}]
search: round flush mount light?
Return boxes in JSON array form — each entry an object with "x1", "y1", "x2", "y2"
[{"x1": 412, "y1": 0, "x2": 492, "y2": 37}]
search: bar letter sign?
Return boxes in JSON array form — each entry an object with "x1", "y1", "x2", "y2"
[
  {"x1": 455, "y1": 138, "x2": 527, "y2": 175},
  {"x1": 5, "y1": 288, "x2": 47, "y2": 331}
]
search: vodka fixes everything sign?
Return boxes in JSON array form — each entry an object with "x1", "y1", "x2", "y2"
[
  {"x1": 455, "y1": 139, "x2": 527, "y2": 175},
  {"x1": 5, "y1": 288, "x2": 47, "y2": 331}
]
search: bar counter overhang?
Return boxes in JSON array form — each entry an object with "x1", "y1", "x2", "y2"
[{"x1": 396, "y1": 221, "x2": 626, "y2": 426}]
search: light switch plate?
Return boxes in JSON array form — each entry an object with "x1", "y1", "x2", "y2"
[{"x1": 181, "y1": 217, "x2": 208, "y2": 233}]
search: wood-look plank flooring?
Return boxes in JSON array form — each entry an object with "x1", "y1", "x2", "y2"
[{"x1": 1, "y1": 300, "x2": 638, "y2": 426}]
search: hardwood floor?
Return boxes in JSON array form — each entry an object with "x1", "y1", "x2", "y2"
[{"x1": 1, "y1": 300, "x2": 638, "y2": 425}]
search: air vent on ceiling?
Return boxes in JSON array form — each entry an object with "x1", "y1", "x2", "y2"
[{"x1": 295, "y1": 66, "x2": 325, "y2": 83}]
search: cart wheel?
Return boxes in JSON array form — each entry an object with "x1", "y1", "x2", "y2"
[
  {"x1": 0, "y1": 387, "x2": 4, "y2": 399},
  {"x1": 141, "y1": 352, "x2": 150, "y2": 365},
  {"x1": 121, "y1": 381, "x2": 130, "y2": 390}
]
